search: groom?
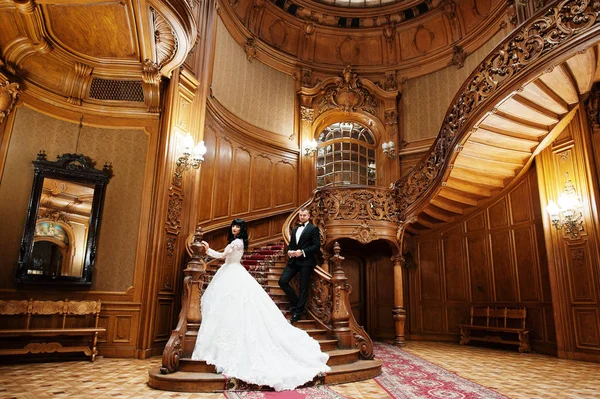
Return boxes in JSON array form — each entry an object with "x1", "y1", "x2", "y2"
[{"x1": 279, "y1": 207, "x2": 320, "y2": 324}]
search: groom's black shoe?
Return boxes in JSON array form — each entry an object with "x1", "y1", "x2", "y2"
[
  {"x1": 287, "y1": 305, "x2": 296, "y2": 313},
  {"x1": 290, "y1": 312, "x2": 302, "y2": 324}
]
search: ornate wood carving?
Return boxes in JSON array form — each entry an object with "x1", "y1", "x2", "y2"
[
  {"x1": 142, "y1": 60, "x2": 161, "y2": 113},
  {"x1": 314, "y1": 66, "x2": 379, "y2": 116},
  {"x1": 352, "y1": 220, "x2": 379, "y2": 244},
  {"x1": 393, "y1": 0, "x2": 600, "y2": 218},
  {"x1": 311, "y1": 187, "x2": 399, "y2": 223},
  {"x1": 244, "y1": 38, "x2": 257, "y2": 61},
  {"x1": 586, "y1": 82, "x2": 600, "y2": 130},
  {"x1": 151, "y1": 8, "x2": 179, "y2": 68},
  {"x1": 0, "y1": 79, "x2": 20, "y2": 124},
  {"x1": 300, "y1": 106, "x2": 314, "y2": 122},
  {"x1": 65, "y1": 62, "x2": 93, "y2": 106},
  {"x1": 167, "y1": 189, "x2": 183, "y2": 233},
  {"x1": 450, "y1": 45, "x2": 467, "y2": 69},
  {"x1": 307, "y1": 273, "x2": 333, "y2": 327}
]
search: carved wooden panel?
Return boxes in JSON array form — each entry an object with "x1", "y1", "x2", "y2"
[
  {"x1": 344, "y1": 256, "x2": 365, "y2": 327},
  {"x1": 213, "y1": 137, "x2": 233, "y2": 218},
  {"x1": 97, "y1": 315, "x2": 109, "y2": 343},
  {"x1": 490, "y1": 231, "x2": 517, "y2": 302},
  {"x1": 251, "y1": 155, "x2": 273, "y2": 211},
  {"x1": 573, "y1": 309, "x2": 600, "y2": 348},
  {"x1": 527, "y1": 307, "x2": 546, "y2": 342},
  {"x1": 231, "y1": 148, "x2": 252, "y2": 215},
  {"x1": 20, "y1": 55, "x2": 69, "y2": 94},
  {"x1": 399, "y1": 16, "x2": 450, "y2": 60},
  {"x1": 113, "y1": 315, "x2": 133, "y2": 343},
  {"x1": 443, "y1": 236, "x2": 468, "y2": 301},
  {"x1": 488, "y1": 197, "x2": 509, "y2": 228},
  {"x1": 514, "y1": 227, "x2": 541, "y2": 302},
  {"x1": 419, "y1": 240, "x2": 441, "y2": 301},
  {"x1": 250, "y1": 218, "x2": 271, "y2": 241},
  {"x1": 44, "y1": 2, "x2": 138, "y2": 60},
  {"x1": 567, "y1": 246, "x2": 597, "y2": 303},
  {"x1": 458, "y1": 0, "x2": 491, "y2": 32},
  {"x1": 467, "y1": 234, "x2": 491, "y2": 302}
]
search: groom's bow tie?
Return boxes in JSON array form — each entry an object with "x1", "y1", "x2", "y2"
[{"x1": 299, "y1": 223, "x2": 306, "y2": 227}]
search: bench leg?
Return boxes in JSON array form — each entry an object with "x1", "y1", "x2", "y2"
[
  {"x1": 518, "y1": 331, "x2": 531, "y2": 353},
  {"x1": 91, "y1": 332, "x2": 98, "y2": 362},
  {"x1": 459, "y1": 328, "x2": 470, "y2": 345}
]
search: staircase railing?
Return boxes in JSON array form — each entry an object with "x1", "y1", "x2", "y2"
[{"x1": 161, "y1": 226, "x2": 207, "y2": 374}]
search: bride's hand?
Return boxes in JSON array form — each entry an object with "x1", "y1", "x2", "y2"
[{"x1": 201, "y1": 241, "x2": 210, "y2": 251}]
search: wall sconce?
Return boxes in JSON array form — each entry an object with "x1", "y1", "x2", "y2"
[
  {"x1": 382, "y1": 141, "x2": 395, "y2": 159},
  {"x1": 545, "y1": 172, "x2": 584, "y2": 239},
  {"x1": 303, "y1": 139, "x2": 318, "y2": 157},
  {"x1": 175, "y1": 133, "x2": 207, "y2": 178}
]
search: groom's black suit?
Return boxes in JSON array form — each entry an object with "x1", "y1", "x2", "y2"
[{"x1": 278, "y1": 222, "x2": 320, "y2": 319}]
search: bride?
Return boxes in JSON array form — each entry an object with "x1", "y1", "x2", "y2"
[{"x1": 192, "y1": 218, "x2": 331, "y2": 391}]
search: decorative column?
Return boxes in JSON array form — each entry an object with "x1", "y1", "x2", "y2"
[
  {"x1": 330, "y1": 242, "x2": 353, "y2": 348},
  {"x1": 161, "y1": 225, "x2": 207, "y2": 374},
  {"x1": 391, "y1": 254, "x2": 406, "y2": 347}
]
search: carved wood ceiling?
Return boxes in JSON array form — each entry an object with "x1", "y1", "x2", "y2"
[
  {"x1": 0, "y1": 0, "x2": 197, "y2": 115},
  {"x1": 404, "y1": 44, "x2": 600, "y2": 233},
  {"x1": 218, "y1": 0, "x2": 509, "y2": 76}
]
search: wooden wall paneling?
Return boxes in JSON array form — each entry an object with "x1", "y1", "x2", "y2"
[
  {"x1": 398, "y1": 15, "x2": 451, "y2": 61},
  {"x1": 198, "y1": 125, "x2": 217, "y2": 222},
  {"x1": 96, "y1": 302, "x2": 141, "y2": 358},
  {"x1": 510, "y1": 178, "x2": 534, "y2": 223},
  {"x1": 466, "y1": 233, "x2": 492, "y2": 303},
  {"x1": 446, "y1": 305, "x2": 468, "y2": 335},
  {"x1": 418, "y1": 240, "x2": 442, "y2": 301},
  {"x1": 442, "y1": 234, "x2": 468, "y2": 302},
  {"x1": 466, "y1": 211, "x2": 486, "y2": 232},
  {"x1": 513, "y1": 227, "x2": 542, "y2": 302},
  {"x1": 213, "y1": 136, "x2": 233, "y2": 218},
  {"x1": 573, "y1": 308, "x2": 600, "y2": 348},
  {"x1": 536, "y1": 108, "x2": 600, "y2": 360},
  {"x1": 250, "y1": 218, "x2": 271, "y2": 242},
  {"x1": 373, "y1": 256, "x2": 395, "y2": 340},
  {"x1": 273, "y1": 160, "x2": 296, "y2": 208},
  {"x1": 566, "y1": 245, "x2": 597, "y2": 304},
  {"x1": 489, "y1": 230, "x2": 517, "y2": 302},
  {"x1": 154, "y1": 297, "x2": 174, "y2": 344},
  {"x1": 231, "y1": 147, "x2": 252, "y2": 215},
  {"x1": 251, "y1": 155, "x2": 274, "y2": 211},
  {"x1": 421, "y1": 305, "x2": 445, "y2": 333},
  {"x1": 488, "y1": 197, "x2": 509, "y2": 228}
]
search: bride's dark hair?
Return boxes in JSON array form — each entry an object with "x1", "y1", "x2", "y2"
[{"x1": 228, "y1": 218, "x2": 249, "y2": 250}]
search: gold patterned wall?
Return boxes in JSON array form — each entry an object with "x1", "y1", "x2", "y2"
[
  {"x1": 211, "y1": 18, "x2": 295, "y2": 137},
  {"x1": 402, "y1": 28, "x2": 508, "y2": 143},
  {"x1": 0, "y1": 106, "x2": 147, "y2": 292}
]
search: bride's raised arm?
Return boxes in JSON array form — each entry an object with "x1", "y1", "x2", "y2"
[{"x1": 203, "y1": 239, "x2": 243, "y2": 259}]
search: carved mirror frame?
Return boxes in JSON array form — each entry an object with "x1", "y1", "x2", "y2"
[{"x1": 16, "y1": 152, "x2": 112, "y2": 285}]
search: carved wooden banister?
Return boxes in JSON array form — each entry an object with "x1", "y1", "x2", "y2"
[
  {"x1": 160, "y1": 225, "x2": 207, "y2": 374},
  {"x1": 392, "y1": 0, "x2": 600, "y2": 220}
]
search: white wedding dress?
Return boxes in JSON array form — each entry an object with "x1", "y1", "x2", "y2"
[{"x1": 191, "y1": 238, "x2": 330, "y2": 391}]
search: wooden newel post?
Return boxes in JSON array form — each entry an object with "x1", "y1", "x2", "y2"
[
  {"x1": 330, "y1": 242, "x2": 353, "y2": 348},
  {"x1": 160, "y1": 225, "x2": 207, "y2": 374},
  {"x1": 391, "y1": 254, "x2": 406, "y2": 347}
]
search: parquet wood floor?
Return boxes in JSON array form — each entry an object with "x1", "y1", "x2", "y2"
[{"x1": 0, "y1": 341, "x2": 599, "y2": 399}]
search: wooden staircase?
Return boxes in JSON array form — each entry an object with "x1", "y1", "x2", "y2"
[{"x1": 148, "y1": 239, "x2": 381, "y2": 392}]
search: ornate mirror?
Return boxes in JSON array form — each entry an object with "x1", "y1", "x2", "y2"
[{"x1": 16, "y1": 152, "x2": 112, "y2": 285}]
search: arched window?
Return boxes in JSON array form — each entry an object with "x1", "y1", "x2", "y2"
[{"x1": 316, "y1": 122, "x2": 376, "y2": 187}]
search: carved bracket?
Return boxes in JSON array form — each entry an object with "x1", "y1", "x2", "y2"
[
  {"x1": 65, "y1": 62, "x2": 93, "y2": 106},
  {"x1": 142, "y1": 59, "x2": 161, "y2": 113}
]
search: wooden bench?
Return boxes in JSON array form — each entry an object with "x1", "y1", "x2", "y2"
[
  {"x1": 459, "y1": 306, "x2": 531, "y2": 353},
  {"x1": 0, "y1": 299, "x2": 105, "y2": 361}
]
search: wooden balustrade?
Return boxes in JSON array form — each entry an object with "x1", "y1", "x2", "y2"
[{"x1": 160, "y1": 226, "x2": 207, "y2": 374}]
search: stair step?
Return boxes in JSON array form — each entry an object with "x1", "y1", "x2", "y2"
[
  {"x1": 267, "y1": 286, "x2": 285, "y2": 295},
  {"x1": 295, "y1": 319, "x2": 316, "y2": 329},
  {"x1": 148, "y1": 367, "x2": 225, "y2": 392},
  {"x1": 319, "y1": 339, "x2": 338, "y2": 351},
  {"x1": 326, "y1": 349, "x2": 360, "y2": 366},
  {"x1": 303, "y1": 328, "x2": 328, "y2": 339},
  {"x1": 325, "y1": 359, "x2": 383, "y2": 385},
  {"x1": 179, "y1": 359, "x2": 216, "y2": 373}
]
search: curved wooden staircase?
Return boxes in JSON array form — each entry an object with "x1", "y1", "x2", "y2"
[
  {"x1": 393, "y1": 0, "x2": 600, "y2": 233},
  {"x1": 148, "y1": 237, "x2": 381, "y2": 392}
]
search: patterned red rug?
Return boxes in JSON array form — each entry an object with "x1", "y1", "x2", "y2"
[
  {"x1": 374, "y1": 342, "x2": 509, "y2": 399},
  {"x1": 224, "y1": 385, "x2": 347, "y2": 399}
]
